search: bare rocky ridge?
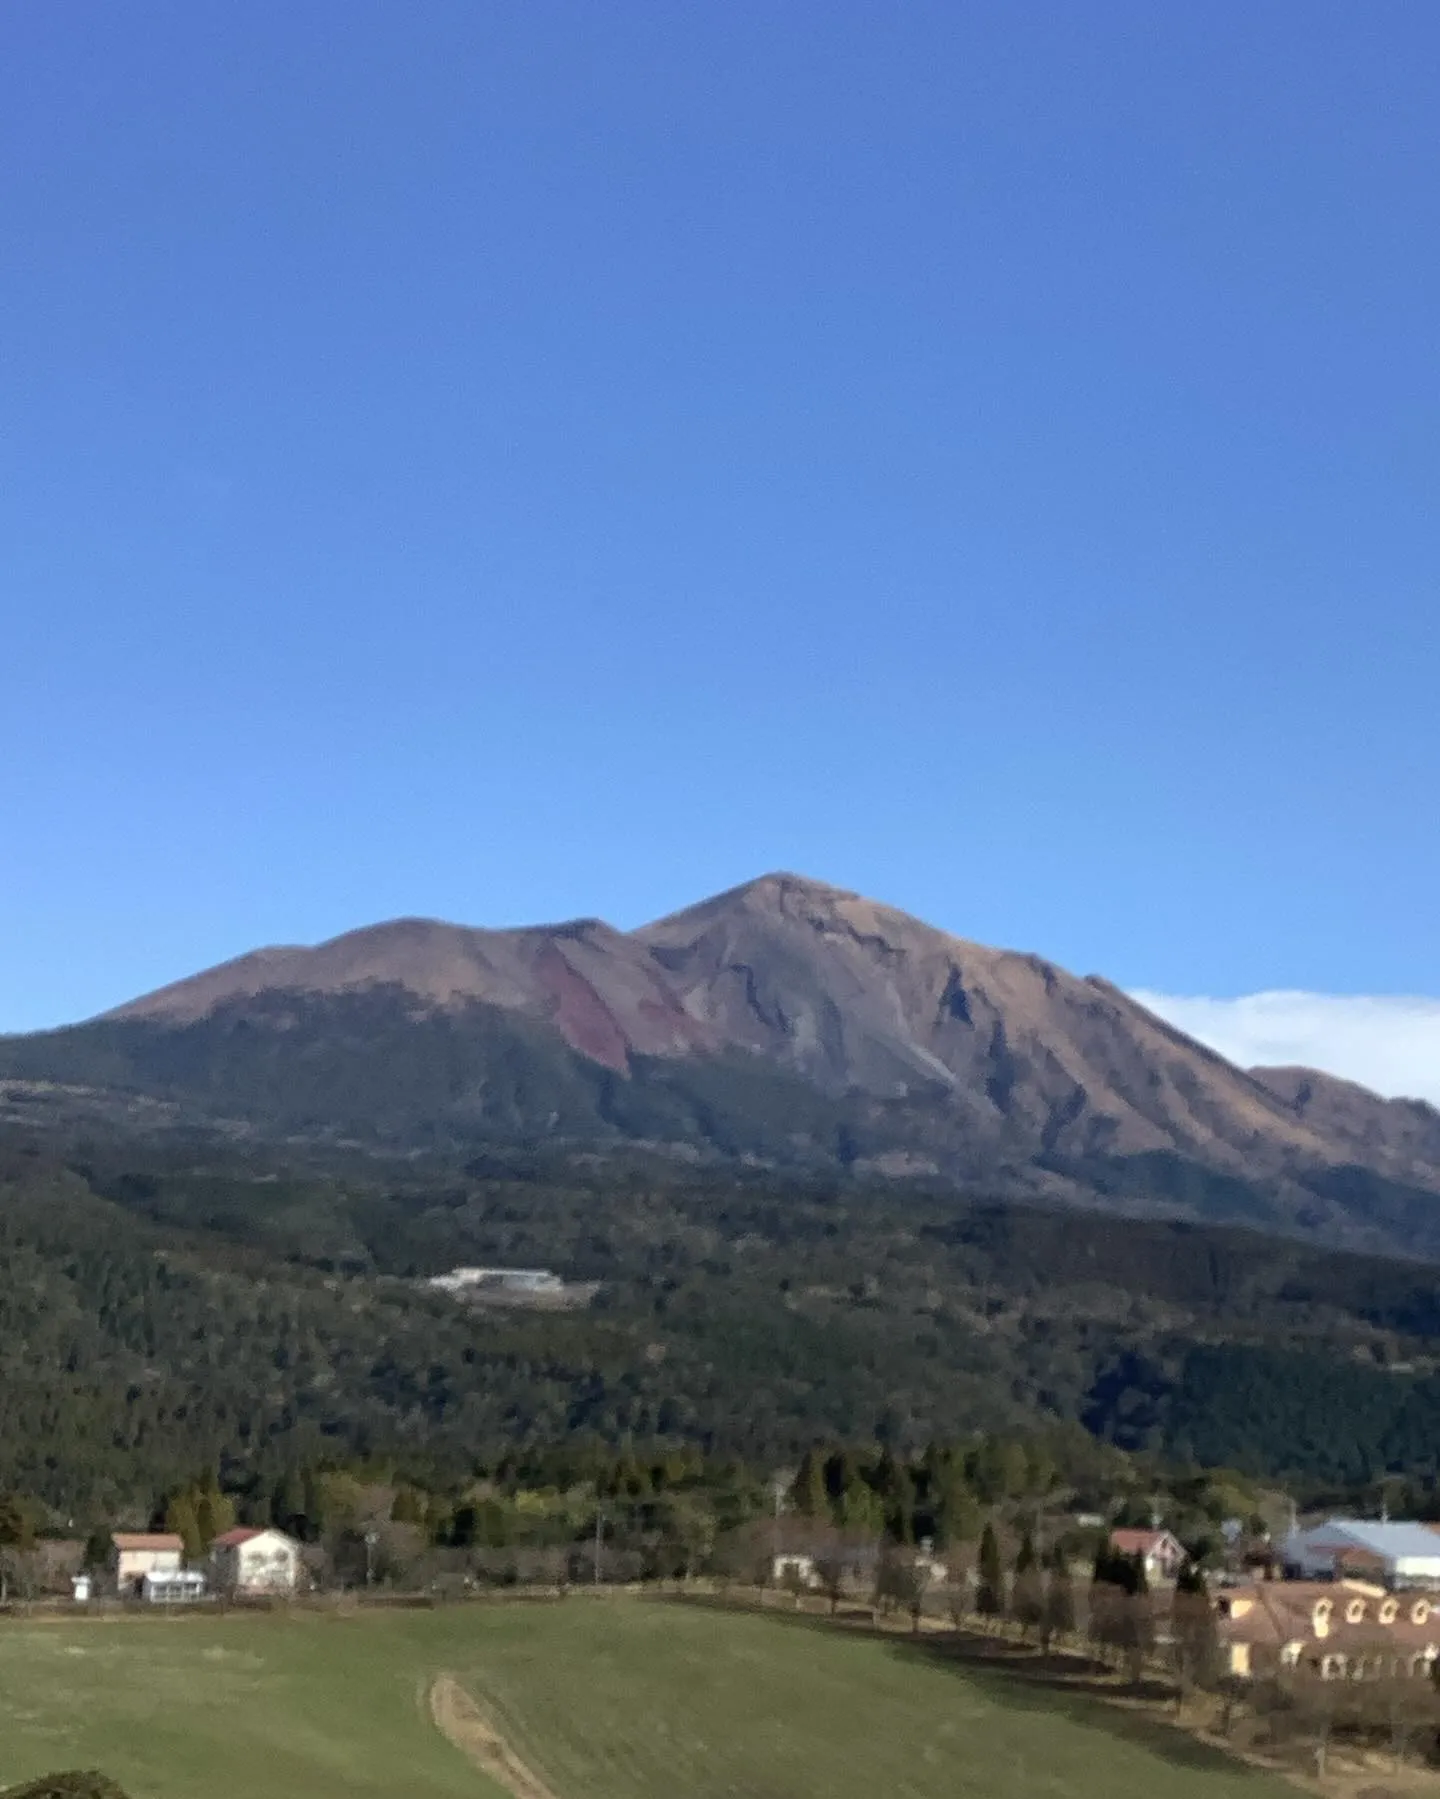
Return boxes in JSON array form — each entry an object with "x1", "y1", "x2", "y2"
[
  {"x1": 633, "y1": 875, "x2": 1338, "y2": 1175},
  {"x1": 92, "y1": 872, "x2": 1440, "y2": 1199}
]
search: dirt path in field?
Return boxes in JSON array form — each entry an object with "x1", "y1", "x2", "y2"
[{"x1": 429, "y1": 1674, "x2": 561, "y2": 1799}]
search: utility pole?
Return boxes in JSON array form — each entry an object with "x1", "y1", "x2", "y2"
[
  {"x1": 364, "y1": 1529, "x2": 378, "y2": 1589},
  {"x1": 593, "y1": 1508, "x2": 603, "y2": 1588}
]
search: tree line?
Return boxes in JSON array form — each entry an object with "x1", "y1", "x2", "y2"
[{"x1": 9, "y1": 1128, "x2": 1440, "y2": 1522}]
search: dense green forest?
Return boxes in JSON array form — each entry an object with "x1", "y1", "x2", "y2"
[{"x1": 7, "y1": 1124, "x2": 1440, "y2": 1525}]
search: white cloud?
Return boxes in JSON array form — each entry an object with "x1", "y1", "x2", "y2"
[{"x1": 1129, "y1": 990, "x2": 1440, "y2": 1108}]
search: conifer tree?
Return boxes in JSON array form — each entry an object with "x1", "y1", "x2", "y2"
[
  {"x1": 1012, "y1": 1529, "x2": 1044, "y2": 1636},
  {"x1": 301, "y1": 1468, "x2": 329, "y2": 1542},
  {"x1": 823, "y1": 1449, "x2": 849, "y2": 1512},
  {"x1": 791, "y1": 1448, "x2": 829, "y2": 1519},
  {"x1": 194, "y1": 1475, "x2": 235, "y2": 1548},
  {"x1": 977, "y1": 1522, "x2": 1005, "y2": 1617},
  {"x1": 840, "y1": 1476, "x2": 883, "y2": 1536},
  {"x1": 886, "y1": 1465, "x2": 917, "y2": 1545},
  {"x1": 164, "y1": 1491, "x2": 204, "y2": 1562},
  {"x1": 390, "y1": 1486, "x2": 425, "y2": 1524},
  {"x1": 0, "y1": 1494, "x2": 33, "y2": 1551},
  {"x1": 272, "y1": 1468, "x2": 307, "y2": 1535},
  {"x1": 938, "y1": 1475, "x2": 981, "y2": 1548},
  {"x1": 1041, "y1": 1541, "x2": 1076, "y2": 1650}
]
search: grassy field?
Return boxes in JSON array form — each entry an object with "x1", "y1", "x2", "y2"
[{"x1": 0, "y1": 1598, "x2": 1295, "y2": 1799}]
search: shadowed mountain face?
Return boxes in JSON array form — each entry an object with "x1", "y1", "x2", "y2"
[{"x1": 6, "y1": 874, "x2": 1440, "y2": 1251}]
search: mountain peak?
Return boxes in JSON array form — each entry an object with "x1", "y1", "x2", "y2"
[
  {"x1": 29, "y1": 875, "x2": 1440, "y2": 1256},
  {"x1": 692, "y1": 871, "x2": 862, "y2": 910},
  {"x1": 641, "y1": 871, "x2": 919, "y2": 942}
]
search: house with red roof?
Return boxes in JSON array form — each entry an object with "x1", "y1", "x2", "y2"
[
  {"x1": 1109, "y1": 1528, "x2": 1187, "y2": 1585},
  {"x1": 210, "y1": 1526, "x2": 301, "y2": 1595}
]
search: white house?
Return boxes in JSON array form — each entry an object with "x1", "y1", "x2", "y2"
[
  {"x1": 1283, "y1": 1520, "x2": 1440, "y2": 1587},
  {"x1": 112, "y1": 1532, "x2": 184, "y2": 1596},
  {"x1": 210, "y1": 1527, "x2": 301, "y2": 1594}
]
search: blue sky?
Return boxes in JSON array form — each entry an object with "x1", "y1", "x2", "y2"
[{"x1": 4, "y1": 3, "x2": 1438, "y2": 1069}]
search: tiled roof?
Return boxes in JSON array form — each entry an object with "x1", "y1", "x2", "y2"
[
  {"x1": 211, "y1": 1528, "x2": 264, "y2": 1547},
  {"x1": 1220, "y1": 1580, "x2": 1440, "y2": 1655},
  {"x1": 111, "y1": 1533, "x2": 184, "y2": 1551}
]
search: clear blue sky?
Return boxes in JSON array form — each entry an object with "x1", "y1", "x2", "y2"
[{"x1": 4, "y1": 1, "x2": 1438, "y2": 1031}]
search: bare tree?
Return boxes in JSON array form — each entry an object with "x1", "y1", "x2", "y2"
[
  {"x1": 0, "y1": 1546, "x2": 38, "y2": 1605},
  {"x1": 810, "y1": 1526, "x2": 859, "y2": 1615},
  {"x1": 1169, "y1": 1566, "x2": 1220, "y2": 1711},
  {"x1": 874, "y1": 1547, "x2": 939, "y2": 1633},
  {"x1": 1274, "y1": 1670, "x2": 1340, "y2": 1781},
  {"x1": 1332, "y1": 1648, "x2": 1440, "y2": 1770}
]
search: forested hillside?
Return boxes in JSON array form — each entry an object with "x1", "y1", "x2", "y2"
[{"x1": 8, "y1": 1129, "x2": 1440, "y2": 1521}]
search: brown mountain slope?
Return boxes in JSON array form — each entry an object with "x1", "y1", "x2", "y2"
[
  {"x1": 84, "y1": 872, "x2": 1438, "y2": 1199},
  {"x1": 106, "y1": 916, "x2": 712, "y2": 1071},
  {"x1": 634, "y1": 874, "x2": 1344, "y2": 1176},
  {"x1": 1250, "y1": 1064, "x2": 1440, "y2": 1186}
]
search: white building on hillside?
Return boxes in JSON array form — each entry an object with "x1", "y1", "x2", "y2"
[
  {"x1": 1283, "y1": 1521, "x2": 1440, "y2": 1587},
  {"x1": 210, "y1": 1527, "x2": 301, "y2": 1595},
  {"x1": 427, "y1": 1267, "x2": 563, "y2": 1295}
]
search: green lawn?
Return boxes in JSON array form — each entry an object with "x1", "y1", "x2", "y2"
[{"x1": 0, "y1": 1599, "x2": 1292, "y2": 1799}]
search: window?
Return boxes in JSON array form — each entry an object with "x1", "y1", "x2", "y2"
[
  {"x1": 1380, "y1": 1599, "x2": 1399, "y2": 1624},
  {"x1": 1321, "y1": 1655, "x2": 1346, "y2": 1680},
  {"x1": 1345, "y1": 1599, "x2": 1366, "y2": 1624},
  {"x1": 1412, "y1": 1601, "x2": 1431, "y2": 1626}
]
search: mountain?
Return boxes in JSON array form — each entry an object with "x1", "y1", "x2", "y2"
[
  {"x1": 4, "y1": 873, "x2": 1440, "y2": 1255},
  {"x1": 1249, "y1": 1064, "x2": 1440, "y2": 1184},
  {"x1": 104, "y1": 914, "x2": 711, "y2": 1068},
  {"x1": 634, "y1": 876, "x2": 1334, "y2": 1166}
]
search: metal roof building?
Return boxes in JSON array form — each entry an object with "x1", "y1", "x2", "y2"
[{"x1": 1283, "y1": 1520, "x2": 1440, "y2": 1586}]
